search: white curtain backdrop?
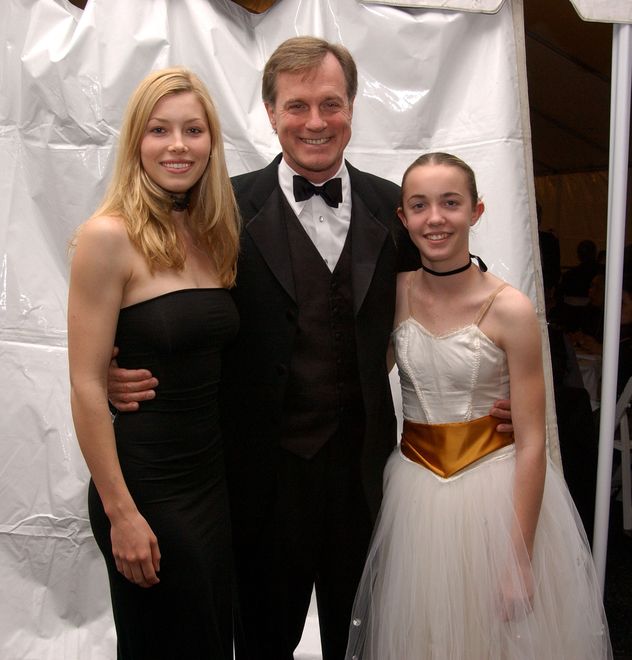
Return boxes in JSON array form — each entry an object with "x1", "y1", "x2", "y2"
[{"x1": 0, "y1": 0, "x2": 547, "y2": 656}]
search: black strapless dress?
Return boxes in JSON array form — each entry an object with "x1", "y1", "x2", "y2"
[{"x1": 88, "y1": 289, "x2": 238, "y2": 660}]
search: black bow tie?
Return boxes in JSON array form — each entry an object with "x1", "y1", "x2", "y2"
[{"x1": 293, "y1": 175, "x2": 342, "y2": 208}]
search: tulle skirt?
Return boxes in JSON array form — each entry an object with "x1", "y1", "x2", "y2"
[{"x1": 345, "y1": 446, "x2": 612, "y2": 660}]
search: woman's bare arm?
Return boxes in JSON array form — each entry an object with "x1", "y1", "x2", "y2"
[{"x1": 68, "y1": 216, "x2": 160, "y2": 587}]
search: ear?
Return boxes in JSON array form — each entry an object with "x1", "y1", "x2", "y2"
[
  {"x1": 264, "y1": 102, "x2": 277, "y2": 132},
  {"x1": 397, "y1": 207, "x2": 408, "y2": 228},
  {"x1": 470, "y1": 200, "x2": 485, "y2": 226}
]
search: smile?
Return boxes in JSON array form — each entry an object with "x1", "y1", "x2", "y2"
[
  {"x1": 301, "y1": 137, "x2": 331, "y2": 145},
  {"x1": 425, "y1": 233, "x2": 450, "y2": 241},
  {"x1": 161, "y1": 161, "x2": 193, "y2": 170}
]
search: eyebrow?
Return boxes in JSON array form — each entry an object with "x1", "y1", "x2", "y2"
[
  {"x1": 147, "y1": 116, "x2": 206, "y2": 123},
  {"x1": 407, "y1": 191, "x2": 464, "y2": 200},
  {"x1": 283, "y1": 94, "x2": 344, "y2": 105}
]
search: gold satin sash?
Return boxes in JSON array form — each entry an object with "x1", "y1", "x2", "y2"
[{"x1": 401, "y1": 416, "x2": 514, "y2": 478}]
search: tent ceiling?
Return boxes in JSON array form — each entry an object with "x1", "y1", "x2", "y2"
[
  {"x1": 67, "y1": 0, "x2": 619, "y2": 178},
  {"x1": 525, "y1": 0, "x2": 616, "y2": 176}
]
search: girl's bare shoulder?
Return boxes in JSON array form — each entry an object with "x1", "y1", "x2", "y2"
[
  {"x1": 483, "y1": 277, "x2": 539, "y2": 342},
  {"x1": 394, "y1": 270, "x2": 417, "y2": 327}
]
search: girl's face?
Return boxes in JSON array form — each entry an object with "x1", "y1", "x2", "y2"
[
  {"x1": 140, "y1": 91, "x2": 211, "y2": 194},
  {"x1": 397, "y1": 163, "x2": 484, "y2": 270}
]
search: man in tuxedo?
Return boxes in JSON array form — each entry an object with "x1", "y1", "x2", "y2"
[
  {"x1": 109, "y1": 36, "x2": 511, "y2": 659},
  {"x1": 223, "y1": 37, "x2": 419, "y2": 660}
]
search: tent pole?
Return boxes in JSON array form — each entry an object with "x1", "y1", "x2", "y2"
[{"x1": 592, "y1": 22, "x2": 632, "y2": 593}]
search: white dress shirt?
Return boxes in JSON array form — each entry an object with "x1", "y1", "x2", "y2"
[{"x1": 278, "y1": 159, "x2": 352, "y2": 272}]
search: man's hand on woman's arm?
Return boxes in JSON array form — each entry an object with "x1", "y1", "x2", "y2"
[
  {"x1": 108, "y1": 347, "x2": 158, "y2": 412},
  {"x1": 490, "y1": 398, "x2": 513, "y2": 434}
]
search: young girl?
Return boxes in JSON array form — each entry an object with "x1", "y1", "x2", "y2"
[
  {"x1": 68, "y1": 68, "x2": 240, "y2": 659},
  {"x1": 345, "y1": 153, "x2": 611, "y2": 659}
]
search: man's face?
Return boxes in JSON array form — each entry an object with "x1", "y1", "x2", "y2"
[{"x1": 265, "y1": 53, "x2": 353, "y2": 184}]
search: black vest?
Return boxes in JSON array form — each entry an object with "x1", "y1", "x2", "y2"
[{"x1": 279, "y1": 203, "x2": 364, "y2": 458}]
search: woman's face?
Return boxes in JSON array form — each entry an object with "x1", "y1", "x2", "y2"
[
  {"x1": 397, "y1": 163, "x2": 484, "y2": 271},
  {"x1": 140, "y1": 91, "x2": 211, "y2": 193}
]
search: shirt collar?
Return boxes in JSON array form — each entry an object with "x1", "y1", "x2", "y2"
[{"x1": 278, "y1": 158, "x2": 350, "y2": 216}]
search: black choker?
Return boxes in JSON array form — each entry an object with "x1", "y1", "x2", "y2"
[
  {"x1": 170, "y1": 190, "x2": 191, "y2": 212},
  {"x1": 420, "y1": 254, "x2": 487, "y2": 277}
]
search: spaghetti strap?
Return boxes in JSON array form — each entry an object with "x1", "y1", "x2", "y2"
[
  {"x1": 473, "y1": 282, "x2": 508, "y2": 326},
  {"x1": 406, "y1": 271, "x2": 417, "y2": 318}
]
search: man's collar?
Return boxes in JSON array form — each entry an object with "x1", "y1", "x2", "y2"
[{"x1": 278, "y1": 158, "x2": 350, "y2": 214}]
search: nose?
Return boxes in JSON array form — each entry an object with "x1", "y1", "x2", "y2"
[
  {"x1": 427, "y1": 204, "x2": 444, "y2": 224},
  {"x1": 305, "y1": 107, "x2": 326, "y2": 131},
  {"x1": 168, "y1": 131, "x2": 188, "y2": 153}
]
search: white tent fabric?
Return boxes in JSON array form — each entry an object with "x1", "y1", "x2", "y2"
[
  {"x1": 361, "y1": 0, "x2": 504, "y2": 12},
  {"x1": 569, "y1": 0, "x2": 632, "y2": 24},
  {"x1": 1, "y1": 0, "x2": 548, "y2": 656}
]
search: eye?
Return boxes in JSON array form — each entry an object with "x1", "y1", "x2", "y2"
[
  {"x1": 149, "y1": 126, "x2": 166, "y2": 134},
  {"x1": 287, "y1": 102, "x2": 306, "y2": 112},
  {"x1": 323, "y1": 101, "x2": 342, "y2": 111},
  {"x1": 187, "y1": 126, "x2": 203, "y2": 134}
]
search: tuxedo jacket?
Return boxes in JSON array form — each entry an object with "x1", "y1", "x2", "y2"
[{"x1": 221, "y1": 154, "x2": 419, "y2": 519}]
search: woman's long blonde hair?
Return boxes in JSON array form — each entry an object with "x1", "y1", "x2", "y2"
[{"x1": 95, "y1": 67, "x2": 240, "y2": 286}]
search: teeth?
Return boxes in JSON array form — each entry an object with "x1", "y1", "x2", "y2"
[
  {"x1": 162, "y1": 162, "x2": 191, "y2": 169},
  {"x1": 302, "y1": 138, "x2": 329, "y2": 145},
  {"x1": 427, "y1": 233, "x2": 449, "y2": 241}
]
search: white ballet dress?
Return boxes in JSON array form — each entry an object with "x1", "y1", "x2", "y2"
[{"x1": 345, "y1": 282, "x2": 612, "y2": 660}]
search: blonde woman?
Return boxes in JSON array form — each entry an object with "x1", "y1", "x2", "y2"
[{"x1": 68, "y1": 68, "x2": 240, "y2": 659}]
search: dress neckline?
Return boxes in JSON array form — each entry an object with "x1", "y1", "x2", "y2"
[
  {"x1": 394, "y1": 316, "x2": 504, "y2": 353},
  {"x1": 401, "y1": 273, "x2": 508, "y2": 340},
  {"x1": 120, "y1": 287, "x2": 226, "y2": 311}
]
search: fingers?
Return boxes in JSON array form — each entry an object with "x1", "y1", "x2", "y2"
[
  {"x1": 111, "y1": 517, "x2": 161, "y2": 588},
  {"x1": 108, "y1": 371, "x2": 158, "y2": 411},
  {"x1": 498, "y1": 561, "x2": 534, "y2": 622},
  {"x1": 115, "y1": 378, "x2": 158, "y2": 400},
  {"x1": 138, "y1": 551, "x2": 160, "y2": 587},
  {"x1": 491, "y1": 398, "x2": 511, "y2": 416},
  {"x1": 491, "y1": 407, "x2": 511, "y2": 420},
  {"x1": 116, "y1": 548, "x2": 161, "y2": 588},
  {"x1": 490, "y1": 398, "x2": 513, "y2": 433},
  {"x1": 109, "y1": 370, "x2": 158, "y2": 396},
  {"x1": 151, "y1": 538, "x2": 161, "y2": 574},
  {"x1": 499, "y1": 594, "x2": 533, "y2": 622},
  {"x1": 112, "y1": 401, "x2": 141, "y2": 413}
]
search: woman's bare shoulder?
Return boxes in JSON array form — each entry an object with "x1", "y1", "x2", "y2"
[
  {"x1": 77, "y1": 214, "x2": 126, "y2": 239},
  {"x1": 73, "y1": 214, "x2": 132, "y2": 253}
]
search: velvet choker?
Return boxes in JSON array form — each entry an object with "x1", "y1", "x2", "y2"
[{"x1": 420, "y1": 253, "x2": 488, "y2": 276}]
